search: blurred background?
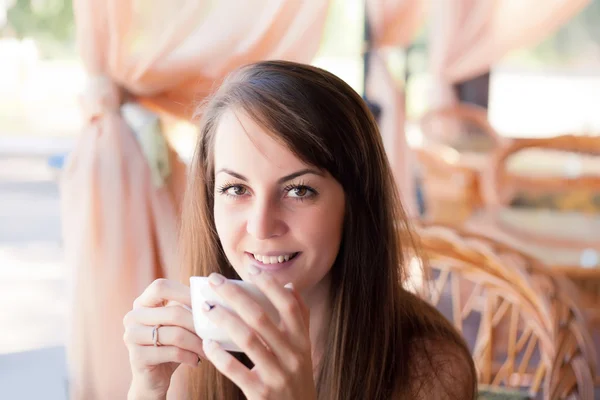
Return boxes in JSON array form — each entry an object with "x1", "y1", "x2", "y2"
[{"x1": 1, "y1": 0, "x2": 600, "y2": 399}]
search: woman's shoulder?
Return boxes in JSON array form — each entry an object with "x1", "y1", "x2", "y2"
[
  {"x1": 396, "y1": 291, "x2": 477, "y2": 399},
  {"x1": 404, "y1": 335, "x2": 477, "y2": 400}
]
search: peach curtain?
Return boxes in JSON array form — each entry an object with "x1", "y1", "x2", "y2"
[
  {"x1": 365, "y1": 0, "x2": 426, "y2": 216},
  {"x1": 429, "y1": 0, "x2": 591, "y2": 107},
  {"x1": 61, "y1": 1, "x2": 331, "y2": 399},
  {"x1": 367, "y1": 0, "x2": 426, "y2": 49}
]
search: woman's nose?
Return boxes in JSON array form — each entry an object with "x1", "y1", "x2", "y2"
[{"x1": 246, "y1": 198, "x2": 287, "y2": 240}]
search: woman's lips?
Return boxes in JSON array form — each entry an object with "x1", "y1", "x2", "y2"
[{"x1": 245, "y1": 252, "x2": 300, "y2": 271}]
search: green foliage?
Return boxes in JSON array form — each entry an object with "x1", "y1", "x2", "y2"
[
  {"x1": 506, "y1": 0, "x2": 600, "y2": 67},
  {"x1": 4, "y1": 0, "x2": 75, "y2": 58},
  {"x1": 407, "y1": 0, "x2": 600, "y2": 70},
  {"x1": 318, "y1": 0, "x2": 363, "y2": 58}
]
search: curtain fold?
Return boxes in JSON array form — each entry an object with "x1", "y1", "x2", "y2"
[
  {"x1": 429, "y1": 0, "x2": 591, "y2": 108},
  {"x1": 63, "y1": 1, "x2": 331, "y2": 398},
  {"x1": 366, "y1": 0, "x2": 426, "y2": 216},
  {"x1": 367, "y1": 0, "x2": 427, "y2": 49}
]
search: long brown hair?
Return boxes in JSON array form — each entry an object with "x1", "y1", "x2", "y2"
[{"x1": 180, "y1": 60, "x2": 475, "y2": 399}]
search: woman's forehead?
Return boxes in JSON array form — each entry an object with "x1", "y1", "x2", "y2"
[{"x1": 213, "y1": 110, "x2": 312, "y2": 178}]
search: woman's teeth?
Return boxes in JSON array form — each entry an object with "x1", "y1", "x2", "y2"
[{"x1": 252, "y1": 253, "x2": 296, "y2": 264}]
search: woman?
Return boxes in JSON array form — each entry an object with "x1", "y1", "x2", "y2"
[{"x1": 123, "y1": 61, "x2": 476, "y2": 399}]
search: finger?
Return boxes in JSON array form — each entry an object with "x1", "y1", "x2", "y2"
[
  {"x1": 207, "y1": 274, "x2": 290, "y2": 353},
  {"x1": 246, "y1": 270, "x2": 308, "y2": 341},
  {"x1": 201, "y1": 302, "x2": 281, "y2": 376},
  {"x1": 285, "y1": 283, "x2": 310, "y2": 328},
  {"x1": 124, "y1": 305, "x2": 196, "y2": 333},
  {"x1": 166, "y1": 301, "x2": 192, "y2": 312},
  {"x1": 203, "y1": 339, "x2": 257, "y2": 394},
  {"x1": 133, "y1": 279, "x2": 191, "y2": 309},
  {"x1": 130, "y1": 345, "x2": 199, "y2": 368},
  {"x1": 124, "y1": 324, "x2": 205, "y2": 359}
]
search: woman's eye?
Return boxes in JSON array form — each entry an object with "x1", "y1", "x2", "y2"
[
  {"x1": 287, "y1": 186, "x2": 311, "y2": 198},
  {"x1": 226, "y1": 186, "x2": 247, "y2": 196}
]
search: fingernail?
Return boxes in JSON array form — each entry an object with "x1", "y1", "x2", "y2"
[
  {"x1": 248, "y1": 264, "x2": 261, "y2": 276},
  {"x1": 208, "y1": 273, "x2": 225, "y2": 286},
  {"x1": 284, "y1": 282, "x2": 294, "y2": 290},
  {"x1": 201, "y1": 301, "x2": 215, "y2": 312}
]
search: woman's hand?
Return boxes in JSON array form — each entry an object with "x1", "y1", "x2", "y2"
[
  {"x1": 201, "y1": 266, "x2": 317, "y2": 400},
  {"x1": 123, "y1": 279, "x2": 205, "y2": 399}
]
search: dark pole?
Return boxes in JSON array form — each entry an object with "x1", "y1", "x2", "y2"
[
  {"x1": 404, "y1": 44, "x2": 412, "y2": 85},
  {"x1": 362, "y1": 0, "x2": 372, "y2": 98},
  {"x1": 362, "y1": 1, "x2": 382, "y2": 122}
]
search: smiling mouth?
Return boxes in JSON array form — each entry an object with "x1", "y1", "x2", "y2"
[{"x1": 250, "y1": 252, "x2": 300, "y2": 265}]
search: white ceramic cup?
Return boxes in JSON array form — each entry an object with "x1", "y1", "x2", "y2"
[{"x1": 189, "y1": 276, "x2": 281, "y2": 352}]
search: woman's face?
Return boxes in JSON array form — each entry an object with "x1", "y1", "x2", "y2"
[{"x1": 212, "y1": 110, "x2": 345, "y2": 291}]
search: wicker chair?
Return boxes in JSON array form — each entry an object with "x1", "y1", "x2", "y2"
[
  {"x1": 415, "y1": 134, "x2": 600, "y2": 307},
  {"x1": 413, "y1": 223, "x2": 597, "y2": 400},
  {"x1": 414, "y1": 143, "x2": 484, "y2": 224},
  {"x1": 466, "y1": 134, "x2": 600, "y2": 311},
  {"x1": 416, "y1": 103, "x2": 509, "y2": 224},
  {"x1": 469, "y1": 135, "x2": 600, "y2": 387},
  {"x1": 419, "y1": 103, "x2": 506, "y2": 154},
  {"x1": 481, "y1": 135, "x2": 600, "y2": 250}
]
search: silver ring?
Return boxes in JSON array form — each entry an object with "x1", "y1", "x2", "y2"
[{"x1": 152, "y1": 324, "x2": 161, "y2": 347}]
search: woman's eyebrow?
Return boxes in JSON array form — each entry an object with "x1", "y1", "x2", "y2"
[
  {"x1": 216, "y1": 168, "x2": 248, "y2": 181},
  {"x1": 277, "y1": 168, "x2": 323, "y2": 183},
  {"x1": 215, "y1": 168, "x2": 323, "y2": 183}
]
